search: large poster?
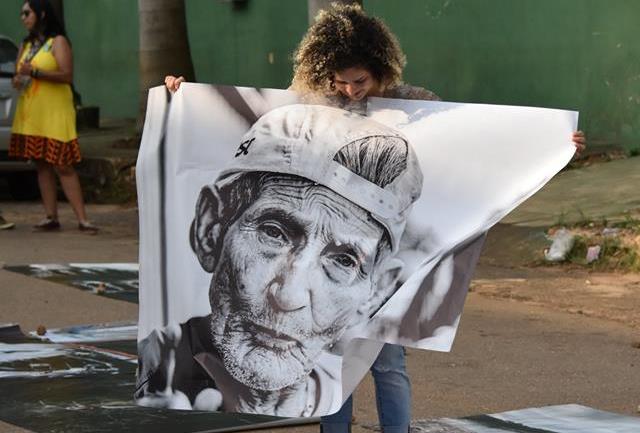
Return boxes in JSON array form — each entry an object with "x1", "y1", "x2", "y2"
[{"x1": 135, "y1": 84, "x2": 577, "y2": 416}]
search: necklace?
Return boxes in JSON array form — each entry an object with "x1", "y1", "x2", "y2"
[{"x1": 25, "y1": 37, "x2": 44, "y2": 63}]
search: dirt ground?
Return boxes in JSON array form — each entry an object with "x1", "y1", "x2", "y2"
[
  {"x1": 0, "y1": 197, "x2": 639, "y2": 433},
  {"x1": 476, "y1": 224, "x2": 640, "y2": 331}
]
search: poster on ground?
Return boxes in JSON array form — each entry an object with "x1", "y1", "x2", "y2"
[
  {"x1": 6, "y1": 263, "x2": 139, "y2": 303},
  {"x1": 0, "y1": 323, "x2": 299, "y2": 433}
]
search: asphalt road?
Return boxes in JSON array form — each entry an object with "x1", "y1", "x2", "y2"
[{"x1": 0, "y1": 200, "x2": 638, "y2": 433}]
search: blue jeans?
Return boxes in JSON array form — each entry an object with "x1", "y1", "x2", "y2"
[{"x1": 320, "y1": 343, "x2": 411, "y2": 433}]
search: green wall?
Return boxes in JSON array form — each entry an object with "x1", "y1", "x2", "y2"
[
  {"x1": 1, "y1": 0, "x2": 639, "y2": 151},
  {"x1": 0, "y1": 0, "x2": 139, "y2": 118},
  {"x1": 0, "y1": 0, "x2": 305, "y2": 117},
  {"x1": 0, "y1": 1, "x2": 28, "y2": 47},
  {"x1": 367, "y1": 0, "x2": 640, "y2": 151},
  {"x1": 65, "y1": 0, "x2": 138, "y2": 118},
  {"x1": 186, "y1": 0, "x2": 307, "y2": 89}
]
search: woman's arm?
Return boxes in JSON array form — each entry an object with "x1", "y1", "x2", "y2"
[
  {"x1": 18, "y1": 35, "x2": 73, "y2": 84},
  {"x1": 11, "y1": 43, "x2": 25, "y2": 89}
]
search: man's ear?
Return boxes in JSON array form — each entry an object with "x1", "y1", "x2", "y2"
[
  {"x1": 358, "y1": 257, "x2": 404, "y2": 318},
  {"x1": 190, "y1": 186, "x2": 225, "y2": 273}
]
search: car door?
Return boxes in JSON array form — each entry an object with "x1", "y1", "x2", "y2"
[{"x1": 0, "y1": 36, "x2": 18, "y2": 150}]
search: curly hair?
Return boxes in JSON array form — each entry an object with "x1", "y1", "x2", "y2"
[{"x1": 291, "y1": 3, "x2": 406, "y2": 96}]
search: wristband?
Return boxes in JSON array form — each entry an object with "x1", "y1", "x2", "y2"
[{"x1": 30, "y1": 68, "x2": 39, "y2": 79}]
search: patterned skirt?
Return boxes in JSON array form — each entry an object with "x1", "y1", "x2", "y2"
[{"x1": 9, "y1": 133, "x2": 82, "y2": 166}]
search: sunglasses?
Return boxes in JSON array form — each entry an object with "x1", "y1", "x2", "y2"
[{"x1": 20, "y1": 10, "x2": 31, "y2": 18}]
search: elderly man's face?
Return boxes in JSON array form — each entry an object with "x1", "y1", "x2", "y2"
[{"x1": 209, "y1": 175, "x2": 385, "y2": 390}]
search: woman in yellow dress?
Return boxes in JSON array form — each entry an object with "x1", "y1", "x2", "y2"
[{"x1": 10, "y1": 0, "x2": 97, "y2": 232}]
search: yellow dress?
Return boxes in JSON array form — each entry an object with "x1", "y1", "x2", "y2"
[{"x1": 9, "y1": 37, "x2": 81, "y2": 165}]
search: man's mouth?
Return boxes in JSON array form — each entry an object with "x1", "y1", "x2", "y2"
[{"x1": 244, "y1": 321, "x2": 300, "y2": 352}]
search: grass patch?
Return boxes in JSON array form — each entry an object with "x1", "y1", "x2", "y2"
[
  {"x1": 544, "y1": 212, "x2": 640, "y2": 272},
  {"x1": 566, "y1": 234, "x2": 640, "y2": 272},
  {"x1": 614, "y1": 213, "x2": 640, "y2": 231}
]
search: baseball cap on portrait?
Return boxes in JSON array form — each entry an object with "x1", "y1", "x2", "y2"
[{"x1": 215, "y1": 104, "x2": 424, "y2": 252}]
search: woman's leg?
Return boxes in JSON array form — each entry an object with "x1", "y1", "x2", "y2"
[
  {"x1": 36, "y1": 160, "x2": 59, "y2": 220},
  {"x1": 320, "y1": 395, "x2": 354, "y2": 433},
  {"x1": 54, "y1": 164, "x2": 89, "y2": 223},
  {"x1": 370, "y1": 343, "x2": 411, "y2": 433}
]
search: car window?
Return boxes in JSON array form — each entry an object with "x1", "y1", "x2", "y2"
[{"x1": 0, "y1": 38, "x2": 18, "y2": 64}]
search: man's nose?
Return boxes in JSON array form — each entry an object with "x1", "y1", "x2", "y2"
[
  {"x1": 267, "y1": 276, "x2": 309, "y2": 313},
  {"x1": 267, "y1": 261, "x2": 313, "y2": 313}
]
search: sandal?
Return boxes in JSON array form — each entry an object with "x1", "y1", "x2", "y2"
[
  {"x1": 0, "y1": 215, "x2": 15, "y2": 230},
  {"x1": 78, "y1": 221, "x2": 99, "y2": 233},
  {"x1": 34, "y1": 217, "x2": 61, "y2": 231}
]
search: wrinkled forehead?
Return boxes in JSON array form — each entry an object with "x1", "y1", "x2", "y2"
[{"x1": 250, "y1": 174, "x2": 385, "y2": 240}]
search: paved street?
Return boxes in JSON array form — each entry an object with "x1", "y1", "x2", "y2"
[{"x1": 0, "y1": 157, "x2": 639, "y2": 433}]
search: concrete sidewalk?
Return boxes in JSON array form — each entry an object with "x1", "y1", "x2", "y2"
[
  {"x1": 75, "y1": 118, "x2": 139, "y2": 203},
  {"x1": 79, "y1": 118, "x2": 139, "y2": 160},
  {"x1": 504, "y1": 156, "x2": 640, "y2": 228}
]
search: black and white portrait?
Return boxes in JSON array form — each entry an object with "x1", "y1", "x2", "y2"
[
  {"x1": 136, "y1": 104, "x2": 424, "y2": 415},
  {"x1": 135, "y1": 84, "x2": 577, "y2": 416}
]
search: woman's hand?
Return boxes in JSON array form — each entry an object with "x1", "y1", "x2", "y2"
[
  {"x1": 11, "y1": 74, "x2": 22, "y2": 89},
  {"x1": 12, "y1": 65, "x2": 30, "y2": 90},
  {"x1": 165, "y1": 75, "x2": 185, "y2": 92},
  {"x1": 18, "y1": 61, "x2": 32, "y2": 77},
  {"x1": 572, "y1": 130, "x2": 586, "y2": 155}
]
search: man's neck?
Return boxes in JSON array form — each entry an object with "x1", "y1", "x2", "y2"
[
  {"x1": 233, "y1": 379, "x2": 312, "y2": 416},
  {"x1": 194, "y1": 351, "x2": 314, "y2": 416}
]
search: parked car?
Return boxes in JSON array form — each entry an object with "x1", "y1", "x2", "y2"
[{"x1": 0, "y1": 35, "x2": 39, "y2": 200}]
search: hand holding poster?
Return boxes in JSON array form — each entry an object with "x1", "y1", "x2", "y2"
[{"x1": 135, "y1": 84, "x2": 577, "y2": 416}]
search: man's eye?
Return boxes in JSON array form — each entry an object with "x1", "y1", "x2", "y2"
[
  {"x1": 333, "y1": 254, "x2": 357, "y2": 268},
  {"x1": 259, "y1": 223, "x2": 287, "y2": 241}
]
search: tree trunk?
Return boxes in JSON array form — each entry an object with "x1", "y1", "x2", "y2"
[
  {"x1": 137, "y1": 0, "x2": 195, "y2": 132},
  {"x1": 307, "y1": 0, "x2": 362, "y2": 25}
]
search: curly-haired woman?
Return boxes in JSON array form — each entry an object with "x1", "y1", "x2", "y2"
[
  {"x1": 290, "y1": 6, "x2": 437, "y2": 433},
  {"x1": 290, "y1": 4, "x2": 584, "y2": 433},
  {"x1": 290, "y1": 3, "x2": 441, "y2": 115}
]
